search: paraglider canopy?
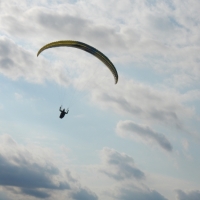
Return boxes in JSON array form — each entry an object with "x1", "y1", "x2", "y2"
[{"x1": 37, "y1": 40, "x2": 118, "y2": 84}]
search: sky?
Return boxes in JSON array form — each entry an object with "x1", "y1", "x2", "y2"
[{"x1": 0, "y1": 0, "x2": 200, "y2": 199}]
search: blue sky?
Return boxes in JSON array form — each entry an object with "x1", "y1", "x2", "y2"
[{"x1": 0, "y1": 0, "x2": 200, "y2": 199}]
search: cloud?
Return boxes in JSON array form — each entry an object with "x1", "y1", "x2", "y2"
[
  {"x1": 0, "y1": 134, "x2": 70, "y2": 198},
  {"x1": 0, "y1": 153, "x2": 69, "y2": 188},
  {"x1": 90, "y1": 77, "x2": 195, "y2": 135},
  {"x1": 0, "y1": 37, "x2": 46, "y2": 82},
  {"x1": 21, "y1": 188, "x2": 50, "y2": 199},
  {"x1": 0, "y1": 1, "x2": 199, "y2": 200},
  {"x1": 0, "y1": 191, "x2": 12, "y2": 200},
  {"x1": 114, "y1": 184, "x2": 168, "y2": 200},
  {"x1": 98, "y1": 148, "x2": 168, "y2": 199},
  {"x1": 176, "y1": 190, "x2": 200, "y2": 200},
  {"x1": 1, "y1": 0, "x2": 200, "y2": 90},
  {"x1": 0, "y1": 37, "x2": 70, "y2": 85},
  {"x1": 0, "y1": 134, "x2": 98, "y2": 199},
  {"x1": 116, "y1": 120, "x2": 173, "y2": 152},
  {"x1": 116, "y1": 185, "x2": 167, "y2": 200},
  {"x1": 1, "y1": 2, "x2": 197, "y2": 138},
  {"x1": 70, "y1": 188, "x2": 98, "y2": 200},
  {"x1": 0, "y1": 5, "x2": 125, "y2": 52},
  {"x1": 0, "y1": 2, "x2": 200, "y2": 120},
  {"x1": 100, "y1": 147, "x2": 145, "y2": 181}
]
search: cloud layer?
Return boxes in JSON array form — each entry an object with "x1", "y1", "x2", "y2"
[
  {"x1": 0, "y1": 0, "x2": 199, "y2": 137},
  {"x1": 0, "y1": 134, "x2": 97, "y2": 200},
  {"x1": 0, "y1": 1, "x2": 200, "y2": 200}
]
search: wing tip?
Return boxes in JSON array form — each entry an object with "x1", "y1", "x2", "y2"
[
  {"x1": 115, "y1": 77, "x2": 118, "y2": 84},
  {"x1": 37, "y1": 50, "x2": 41, "y2": 57}
]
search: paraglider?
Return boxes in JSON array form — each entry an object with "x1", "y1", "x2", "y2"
[
  {"x1": 59, "y1": 106, "x2": 69, "y2": 119},
  {"x1": 37, "y1": 40, "x2": 118, "y2": 119}
]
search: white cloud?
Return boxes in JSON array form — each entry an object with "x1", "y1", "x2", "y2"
[
  {"x1": 90, "y1": 77, "x2": 196, "y2": 136},
  {"x1": 0, "y1": 0, "x2": 199, "y2": 88},
  {"x1": 0, "y1": 37, "x2": 70, "y2": 86},
  {"x1": 2, "y1": 1, "x2": 198, "y2": 141}
]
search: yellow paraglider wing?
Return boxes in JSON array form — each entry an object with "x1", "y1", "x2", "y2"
[{"x1": 37, "y1": 40, "x2": 118, "y2": 84}]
